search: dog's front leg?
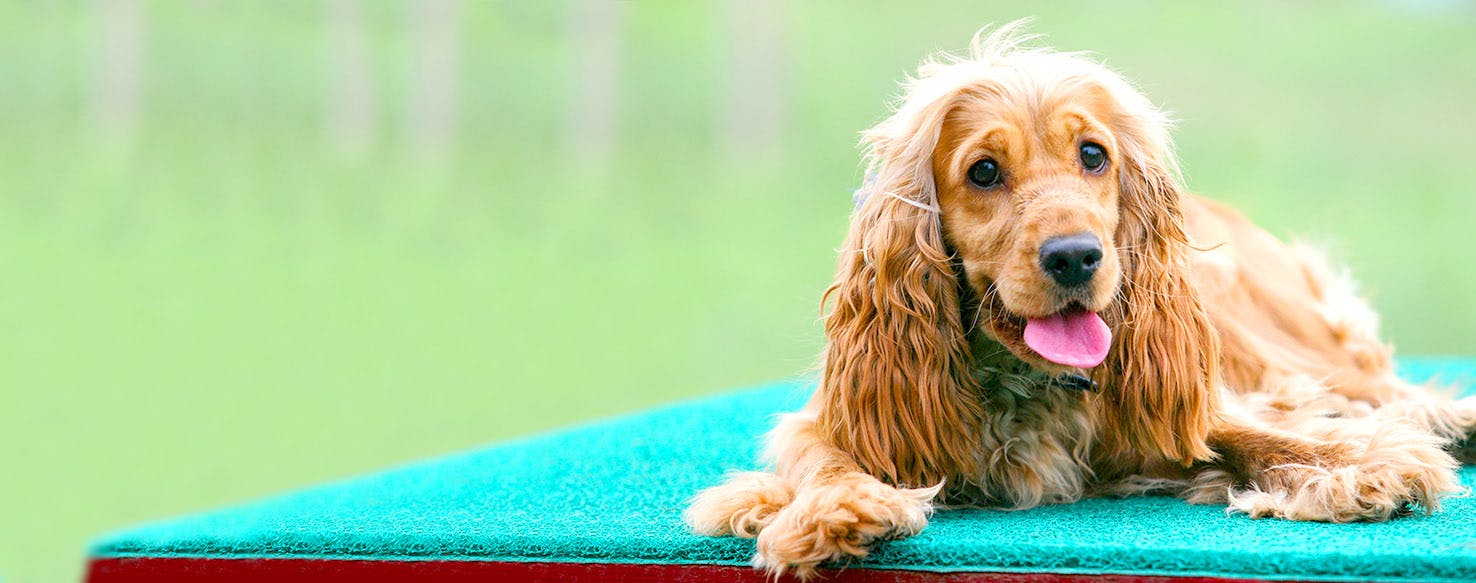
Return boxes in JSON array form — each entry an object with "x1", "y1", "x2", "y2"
[
  {"x1": 1197, "y1": 413, "x2": 1463, "y2": 522},
  {"x1": 752, "y1": 409, "x2": 940, "y2": 579}
]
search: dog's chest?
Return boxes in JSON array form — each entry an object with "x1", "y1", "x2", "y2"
[{"x1": 968, "y1": 352, "x2": 1097, "y2": 507}]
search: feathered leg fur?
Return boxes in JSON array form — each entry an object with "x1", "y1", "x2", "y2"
[{"x1": 686, "y1": 410, "x2": 940, "y2": 579}]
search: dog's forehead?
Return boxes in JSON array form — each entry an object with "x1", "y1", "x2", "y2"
[
  {"x1": 943, "y1": 77, "x2": 1113, "y2": 139},
  {"x1": 936, "y1": 92, "x2": 1112, "y2": 177}
]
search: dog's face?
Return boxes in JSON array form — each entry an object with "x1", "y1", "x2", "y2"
[
  {"x1": 932, "y1": 82, "x2": 1127, "y2": 372},
  {"x1": 821, "y1": 27, "x2": 1219, "y2": 474}
]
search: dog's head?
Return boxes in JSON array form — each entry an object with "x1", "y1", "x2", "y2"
[
  {"x1": 819, "y1": 23, "x2": 1219, "y2": 486},
  {"x1": 928, "y1": 57, "x2": 1133, "y2": 373}
]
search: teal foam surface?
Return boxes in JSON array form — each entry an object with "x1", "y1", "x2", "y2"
[{"x1": 91, "y1": 358, "x2": 1476, "y2": 581}]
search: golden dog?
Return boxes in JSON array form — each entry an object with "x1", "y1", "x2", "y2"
[{"x1": 687, "y1": 22, "x2": 1476, "y2": 579}]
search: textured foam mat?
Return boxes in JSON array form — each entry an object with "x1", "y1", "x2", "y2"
[{"x1": 88, "y1": 358, "x2": 1476, "y2": 582}]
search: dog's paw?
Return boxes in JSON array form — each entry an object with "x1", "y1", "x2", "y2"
[
  {"x1": 751, "y1": 475, "x2": 939, "y2": 580},
  {"x1": 685, "y1": 472, "x2": 794, "y2": 538},
  {"x1": 1228, "y1": 428, "x2": 1462, "y2": 522}
]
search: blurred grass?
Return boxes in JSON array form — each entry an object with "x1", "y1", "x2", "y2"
[{"x1": 1, "y1": 2, "x2": 1474, "y2": 582}]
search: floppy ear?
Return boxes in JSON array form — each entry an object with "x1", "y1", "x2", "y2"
[
  {"x1": 1097, "y1": 109, "x2": 1221, "y2": 466},
  {"x1": 812, "y1": 94, "x2": 983, "y2": 490}
]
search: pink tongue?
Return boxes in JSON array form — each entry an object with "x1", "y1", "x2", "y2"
[{"x1": 1023, "y1": 311, "x2": 1112, "y2": 368}]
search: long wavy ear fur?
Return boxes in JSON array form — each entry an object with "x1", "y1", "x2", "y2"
[
  {"x1": 814, "y1": 86, "x2": 983, "y2": 490},
  {"x1": 1097, "y1": 95, "x2": 1220, "y2": 466}
]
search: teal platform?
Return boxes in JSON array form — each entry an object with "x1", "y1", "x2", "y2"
[{"x1": 87, "y1": 359, "x2": 1476, "y2": 582}]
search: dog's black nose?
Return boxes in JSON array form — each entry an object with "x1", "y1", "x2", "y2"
[{"x1": 1039, "y1": 233, "x2": 1103, "y2": 287}]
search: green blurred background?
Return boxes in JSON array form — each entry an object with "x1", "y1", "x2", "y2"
[{"x1": 2, "y1": 1, "x2": 1474, "y2": 581}]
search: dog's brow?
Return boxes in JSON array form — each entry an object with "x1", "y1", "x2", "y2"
[{"x1": 956, "y1": 127, "x2": 1011, "y2": 159}]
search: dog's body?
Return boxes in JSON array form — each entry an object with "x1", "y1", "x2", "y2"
[{"x1": 687, "y1": 24, "x2": 1476, "y2": 579}]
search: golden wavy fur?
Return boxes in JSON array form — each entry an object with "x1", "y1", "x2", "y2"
[{"x1": 686, "y1": 22, "x2": 1476, "y2": 579}]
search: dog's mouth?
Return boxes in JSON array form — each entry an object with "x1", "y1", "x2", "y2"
[
  {"x1": 988, "y1": 303, "x2": 1112, "y2": 370},
  {"x1": 1023, "y1": 307, "x2": 1112, "y2": 368}
]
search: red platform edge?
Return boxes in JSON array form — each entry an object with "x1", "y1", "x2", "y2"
[{"x1": 86, "y1": 557, "x2": 1276, "y2": 583}]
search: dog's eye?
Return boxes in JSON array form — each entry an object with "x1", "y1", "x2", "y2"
[
  {"x1": 1080, "y1": 142, "x2": 1107, "y2": 173},
  {"x1": 967, "y1": 159, "x2": 1001, "y2": 188}
]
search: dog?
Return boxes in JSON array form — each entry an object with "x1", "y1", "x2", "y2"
[{"x1": 685, "y1": 22, "x2": 1476, "y2": 579}]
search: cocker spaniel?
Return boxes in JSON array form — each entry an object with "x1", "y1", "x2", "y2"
[{"x1": 686, "y1": 23, "x2": 1476, "y2": 578}]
